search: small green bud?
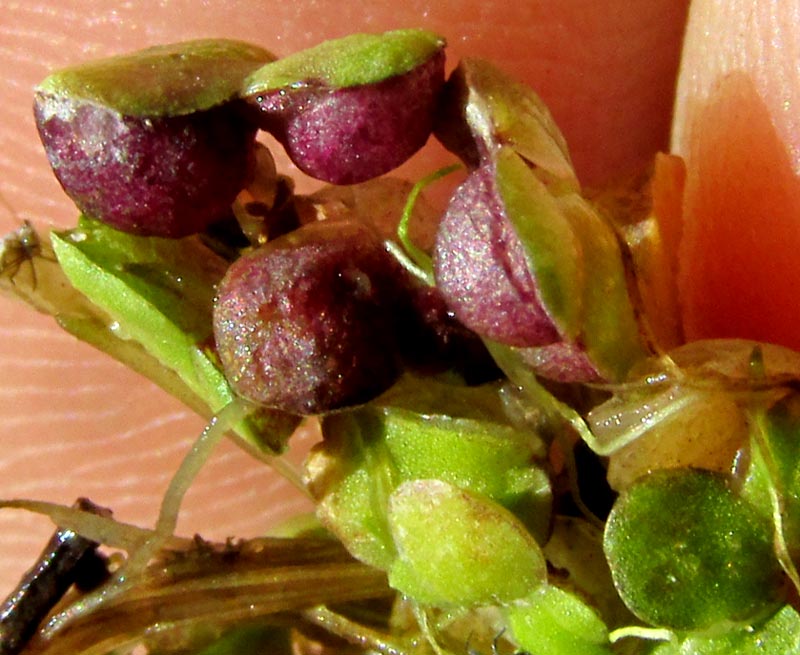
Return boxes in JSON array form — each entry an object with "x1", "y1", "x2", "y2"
[
  {"x1": 507, "y1": 585, "x2": 612, "y2": 655},
  {"x1": 388, "y1": 479, "x2": 547, "y2": 606},
  {"x1": 305, "y1": 381, "x2": 552, "y2": 571}
]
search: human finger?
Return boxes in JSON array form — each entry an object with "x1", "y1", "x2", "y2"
[
  {"x1": 672, "y1": 0, "x2": 800, "y2": 349},
  {"x1": 0, "y1": 0, "x2": 689, "y2": 597}
]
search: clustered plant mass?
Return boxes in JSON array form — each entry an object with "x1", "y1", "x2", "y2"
[{"x1": 2, "y1": 28, "x2": 800, "y2": 655}]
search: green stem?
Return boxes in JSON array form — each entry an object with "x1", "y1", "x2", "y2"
[{"x1": 396, "y1": 164, "x2": 461, "y2": 285}]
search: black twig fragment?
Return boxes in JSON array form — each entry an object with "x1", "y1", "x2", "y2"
[{"x1": 0, "y1": 498, "x2": 111, "y2": 655}]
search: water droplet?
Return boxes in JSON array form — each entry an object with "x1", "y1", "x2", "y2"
[{"x1": 108, "y1": 320, "x2": 130, "y2": 339}]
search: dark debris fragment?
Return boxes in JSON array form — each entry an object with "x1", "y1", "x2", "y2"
[{"x1": 0, "y1": 498, "x2": 111, "y2": 655}]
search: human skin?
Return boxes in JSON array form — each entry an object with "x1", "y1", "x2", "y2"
[
  {"x1": 1, "y1": 0, "x2": 785, "y2": 602},
  {"x1": 673, "y1": 1, "x2": 800, "y2": 351}
]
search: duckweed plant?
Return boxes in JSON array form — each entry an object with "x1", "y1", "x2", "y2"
[{"x1": 2, "y1": 29, "x2": 800, "y2": 655}]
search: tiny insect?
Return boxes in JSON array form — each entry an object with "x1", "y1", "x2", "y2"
[
  {"x1": 0, "y1": 221, "x2": 40, "y2": 278},
  {"x1": 0, "y1": 192, "x2": 42, "y2": 287},
  {"x1": 0, "y1": 498, "x2": 111, "y2": 655}
]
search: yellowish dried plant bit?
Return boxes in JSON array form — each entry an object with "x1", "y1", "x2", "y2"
[
  {"x1": 605, "y1": 389, "x2": 747, "y2": 491},
  {"x1": 586, "y1": 338, "x2": 800, "y2": 476},
  {"x1": 294, "y1": 176, "x2": 440, "y2": 252},
  {"x1": 231, "y1": 145, "x2": 299, "y2": 248},
  {"x1": 592, "y1": 153, "x2": 687, "y2": 352},
  {"x1": 0, "y1": 191, "x2": 50, "y2": 291},
  {"x1": 0, "y1": 220, "x2": 96, "y2": 325}
]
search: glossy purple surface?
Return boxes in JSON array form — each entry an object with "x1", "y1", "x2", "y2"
[
  {"x1": 249, "y1": 50, "x2": 445, "y2": 185},
  {"x1": 214, "y1": 220, "x2": 403, "y2": 414},
  {"x1": 34, "y1": 95, "x2": 256, "y2": 237},
  {"x1": 434, "y1": 164, "x2": 560, "y2": 348}
]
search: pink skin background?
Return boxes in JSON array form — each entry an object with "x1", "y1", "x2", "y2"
[{"x1": 0, "y1": 0, "x2": 797, "y2": 601}]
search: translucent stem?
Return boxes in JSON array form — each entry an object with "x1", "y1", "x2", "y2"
[
  {"x1": 42, "y1": 401, "x2": 248, "y2": 638},
  {"x1": 302, "y1": 606, "x2": 412, "y2": 655},
  {"x1": 156, "y1": 400, "x2": 249, "y2": 536}
]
